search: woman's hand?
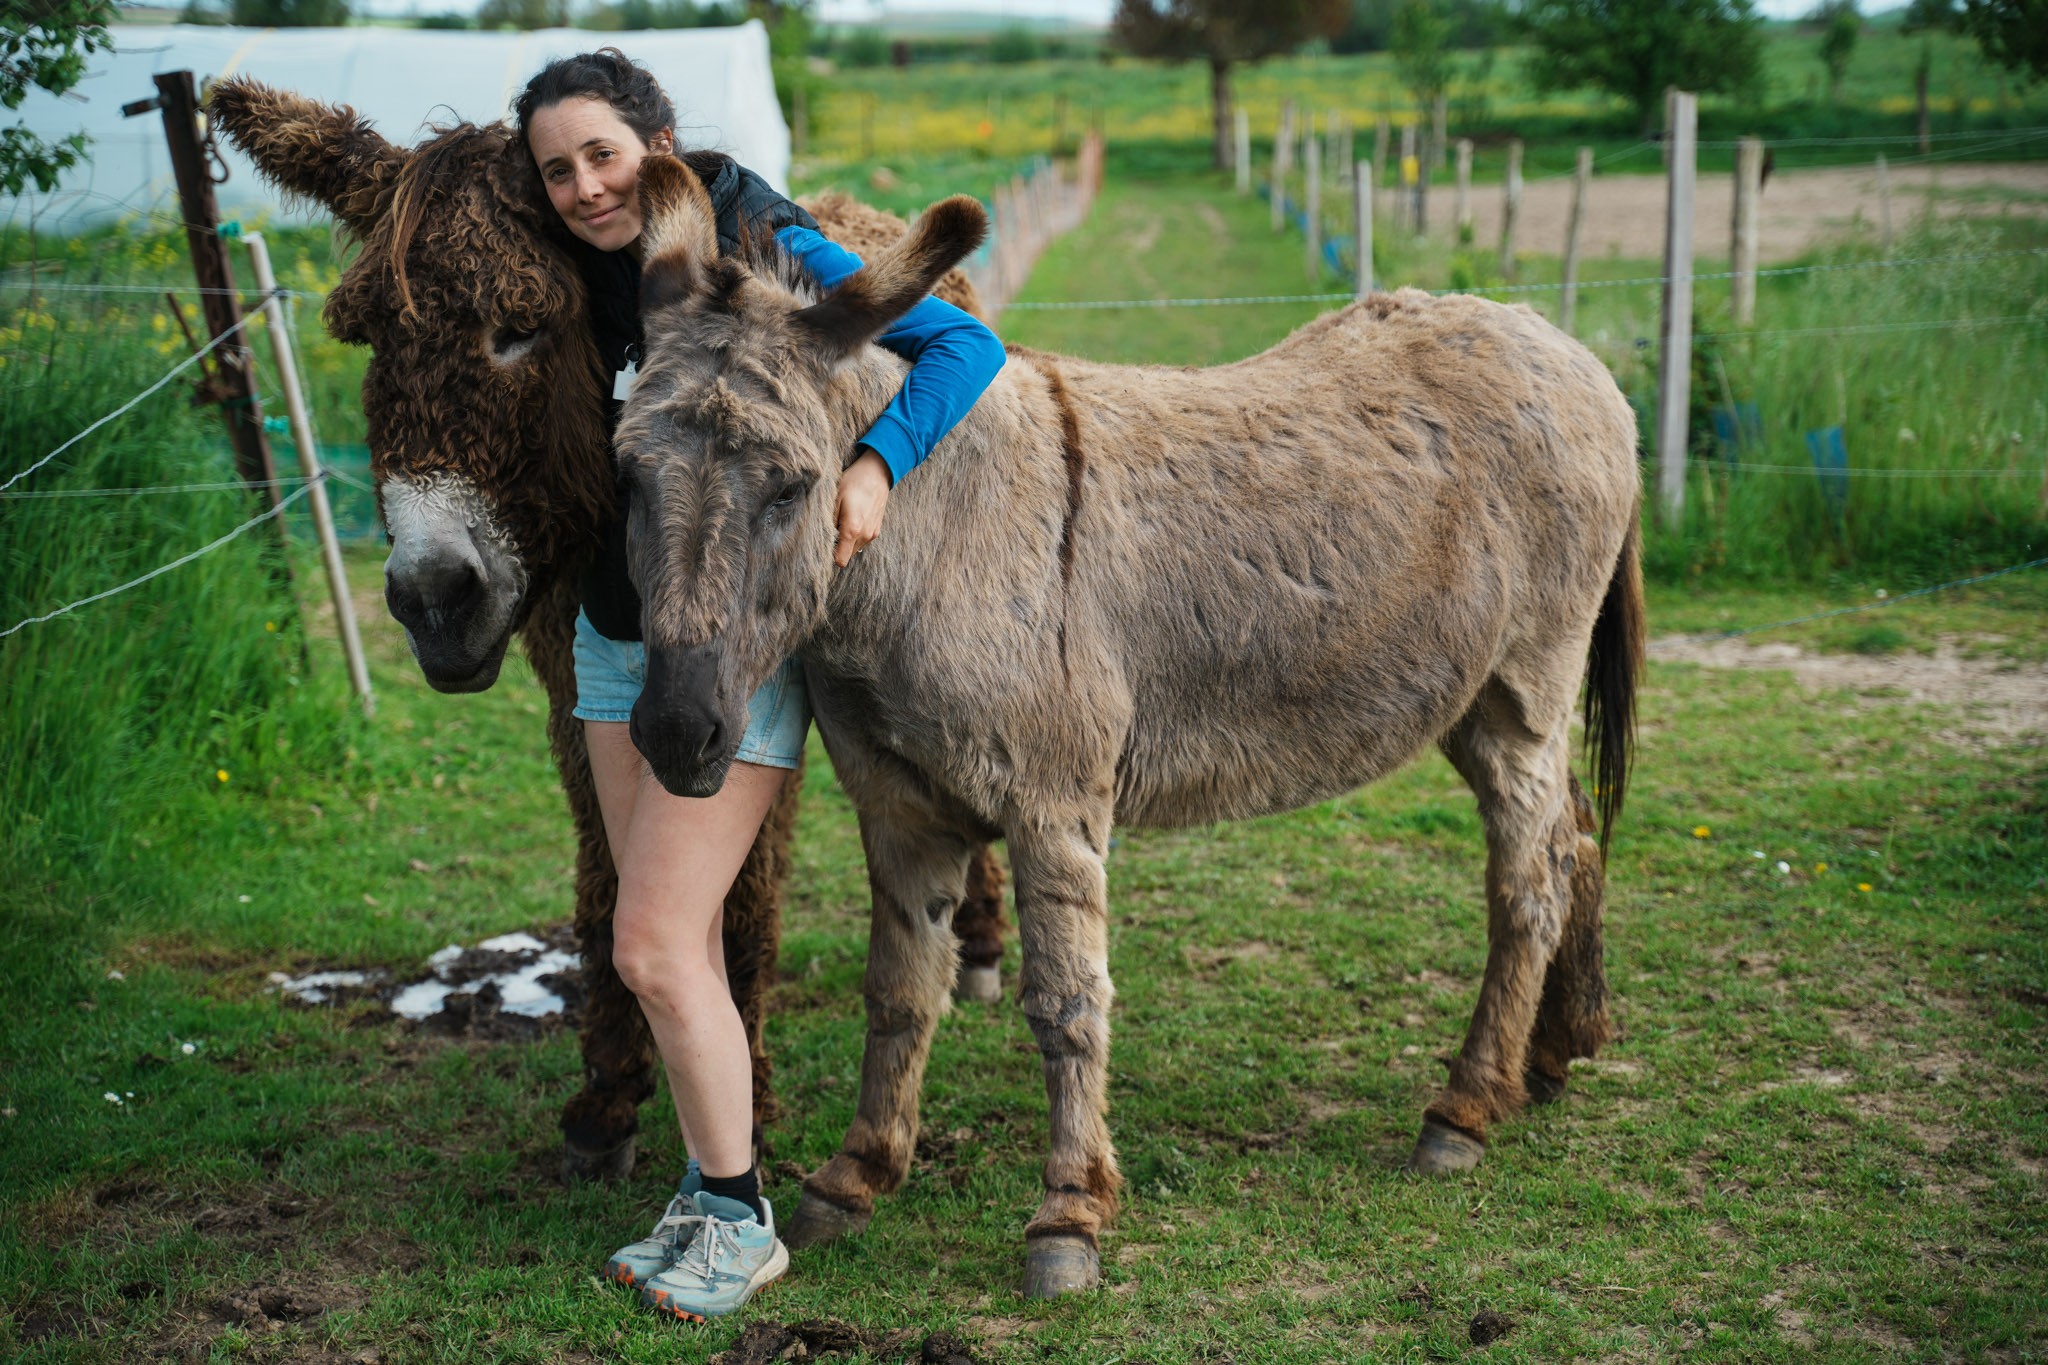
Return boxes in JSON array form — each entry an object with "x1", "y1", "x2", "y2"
[{"x1": 834, "y1": 448, "x2": 892, "y2": 568}]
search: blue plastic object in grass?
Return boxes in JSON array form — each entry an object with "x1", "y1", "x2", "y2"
[
  {"x1": 1712, "y1": 402, "x2": 1763, "y2": 470},
  {"x1": 1806, "y1": 425, "x2": 1850, "y2": 520}
]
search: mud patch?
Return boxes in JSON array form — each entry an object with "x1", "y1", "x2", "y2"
[
  {"x1": 269, "y1": 925, "x2": 583, "y2": 1040},
  {"x1": 1649, "y1": 637, "x2": 2048, "y2": 749},
  {"x1": 708, "y1": 1319, "x2": 981, "y2": 1365}
]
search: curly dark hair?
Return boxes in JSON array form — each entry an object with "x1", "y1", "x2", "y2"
[{"x1": 513, "y1": 47, "x2": 675, "y2": 149}]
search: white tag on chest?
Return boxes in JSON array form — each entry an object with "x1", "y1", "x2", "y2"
[{"x1": 612, "y1": 360, "x2": 639, "y2": 402}]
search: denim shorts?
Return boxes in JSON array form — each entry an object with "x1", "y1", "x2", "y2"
[{"x1": 570, "y1": 609, "x2": 810, "y2": 770}]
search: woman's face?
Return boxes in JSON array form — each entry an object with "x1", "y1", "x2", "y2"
[{"x1": 528, "y1": 95, "x2": 673, "y2": 252}]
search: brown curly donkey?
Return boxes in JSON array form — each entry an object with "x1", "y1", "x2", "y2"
[{"x1": 207, "y1": 78, "x2": 1008, "y2": 1181}]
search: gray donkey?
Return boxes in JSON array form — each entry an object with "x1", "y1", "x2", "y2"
[{"x1": 617, "y1": 155, "x2": 1646, "y2": 1296}]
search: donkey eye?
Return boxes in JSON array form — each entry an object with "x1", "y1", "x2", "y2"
[
  {"x1": 492, "y1": 326, "x2": 541, "y2": 362},
  {"x1": 767, "y1": 478, "x2": 810, "y2": 512}
]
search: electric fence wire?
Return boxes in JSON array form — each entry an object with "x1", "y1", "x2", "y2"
[
  {"x1": 999, "y1": 247, "x2": 2048, "y2": 311},
  {"x1": 1649, "y1": 557, "x2": 2048, "y2": 648},
  {"x1": 0, "y1": 289, "x2": 282, "y2": 494},
  {"x1": 0, "y1": 474, "x2": 321, "y2": 500},
  {"x1": 0, "y1": 280, "x2": 319, "y2": 300},
  {"x1": 0, "y1": 480, "x2": 318, "y2": 640},
  {"x1": 1712, "y1": 460, "x2": 2040, "y2": 478},
  {"x1": 1696, "y1": 125, "x2": 2048, "y2": 148}
]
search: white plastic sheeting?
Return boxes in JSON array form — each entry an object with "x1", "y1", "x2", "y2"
[{"x1": 11, "y1": 23, "x2": 789, "y2": 234}]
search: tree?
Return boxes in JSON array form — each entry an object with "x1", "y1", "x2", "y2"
[
  {"x1": 231, "y1": 0, "x2": 350, "y2": 23},
  {"x1": 2, "y1": 0, "x2": 114, "y2": 194},
  {"x1": 1900, "y1": 0, "x2": 2046, "y2": 82},
  {"x1": 1390, "y1": 0, "x2": 1451, "y2": 115},
  {"x1": 1813, "y1": 0, "x2": 1859, "y2": 102},
  {"x1": 1519, "y1": 0, "x2": 1764, "y2": 136},
  {"x1": 477, "y1": 0, "x2": 570, "y2": 29},
  {"x1": 1113, "y1": 0, "x2": 1349, "y2": 170}
]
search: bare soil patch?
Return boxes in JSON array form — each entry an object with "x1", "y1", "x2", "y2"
[
  {"x1": 1649, "y1": 636, "x2": 2048, "y2": 747},
  {"x1": 1465, "y1": 162, "x2": 2048, "y2": 264}
]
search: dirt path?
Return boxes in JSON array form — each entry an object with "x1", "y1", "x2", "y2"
[
  {"x1": 1651, "y1": 635, "x2": 2048, "y2": 747},
  {"x1": 1461, "y1": 161, "x2": 2048, "y2": 264}
]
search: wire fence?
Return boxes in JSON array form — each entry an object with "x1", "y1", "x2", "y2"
[
  {"x1": 1648, "y1": 556, "x2": 2048, "y2": 648},
  {"x1": 1, "y1": 479, "x2": 320, "y2": 640}
]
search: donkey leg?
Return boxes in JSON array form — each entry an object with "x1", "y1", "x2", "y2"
[
  {"x1": 787, "y1": 814, "x2": 976, "y2": 1249},
  {"x1": 1009, "y1": 807, "x2": 1120, "y2": 1297},
  {"x1": 723, "y1": 761, "x2": 802, "y2": 1152},
  {"x1": 952, "y1": 843, "x2": 1009, "y2": 1004},
  {"x1": 1524, "y1": 775, "x2": 1612, "y2": 1106},
  {"x1": 1412, "y1": 705, "x2": 1579, "y2": 1174},
  {"x1": 524, "y1": 589, "x2": 656, "y2": 1181}
]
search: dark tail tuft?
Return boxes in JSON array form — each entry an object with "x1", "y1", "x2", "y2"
[{"x1": 1582, "y1": 514, "x2": 1645, "y2": 853}]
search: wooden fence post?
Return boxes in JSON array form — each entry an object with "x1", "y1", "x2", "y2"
[
  {"x1": 245, "y1": 232, "x2": 374, "y2": 717},
  {"x1": 1732, "y1": 136, "x2": 1762, "y2": 327},
  {"x1": 131, "y1": 72, "x2": 283, "y2": 523},
  {"x1": 1432, "y1": 91, "x2": 1448, "y2": 167},
  {"x1": 1454, "y1": 137, "x2": 1473, "y2": 242},
  {"x1": 1338, "y1": 116, "x2": 1354, "y2": 190},
  {"x1": 1656, "y1": 90, "x2": 1699, "y2": 527},
  {"x1": 1273, "y1": 101, "x2": 1295, "y2": 232},
  {"x1": 1305, "y1": 126, "x2": 1322, "y2": 280},
  {"x1": 1354, "y1": 160, "x2": 1374, "y2": 297},
  {"x1": 1560, "y1": 145, "x2": 1591, "y2": 335},
  {"x1": 1498, "y1": 138, "x2": 1523, "y2": 279},
  {"x1": 1234, "y1": 108, "x2": 1251, "y2": 194},
  {"x1": 1876, "y1": 153, "x2": 1893, "y2": 251},
  {"x1": 1398, "y1": 123, "x2": 1418, "y2": 234},
  {"x1": 1373, "y1": 117, "x2": 1390, "y2": 188}
]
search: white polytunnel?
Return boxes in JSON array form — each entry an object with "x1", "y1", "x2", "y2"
[{"x1": 10, "y1": 22, "x2": 791, "y2": 235}]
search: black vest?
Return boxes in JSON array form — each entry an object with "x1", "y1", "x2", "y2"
[{"x1": 573, "y1": 153, "x2": 819, "y2": 642}]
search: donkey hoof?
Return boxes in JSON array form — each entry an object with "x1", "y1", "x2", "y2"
[
  {"x1": 1406, "y1": 1119, "x2": 1485, "y2": 1174},
  {"x1": 784, "y1": 1188, "x2": 872, "y2": 1250},
  {"x1": 1022, "y1": 1233, "x2": 1100, "y2": 1297},
  {"x1": 954, "y1": 964, "x2": 1003, "y2": 1004},
  {"x1": 561, "y1": 1134, "x2": 636, "y2": 1184},
  {"x1": 1523, "y1": 1068, "x2": 1569, "y2": 1106}
]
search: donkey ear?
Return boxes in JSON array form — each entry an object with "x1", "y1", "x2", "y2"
[
  {"x1": 638, "y1": 153, "x2": 720, "y2": 316},
  {"x1": 206, "y1": 77, "x2": 408, "y2": 233},
  {"x1": 790, "y1": 196, "x2": 988, "y2": 366}
]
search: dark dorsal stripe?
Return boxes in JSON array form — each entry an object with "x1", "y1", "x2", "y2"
[{"x1": 1008, "y1": 345, "x2": 1087, "y2": 673}]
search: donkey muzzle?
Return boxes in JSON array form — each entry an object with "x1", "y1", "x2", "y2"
[
  {"x1": 385, "y1": 540, "x2": 512, "y2": 692},
  {"x1": 632, "y1": 643, "x2": 741, "y2": 798}
]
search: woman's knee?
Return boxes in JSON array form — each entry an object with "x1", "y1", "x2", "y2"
[{"x1": 612, "y1": 903, "x2": 718, "y2": 1010}]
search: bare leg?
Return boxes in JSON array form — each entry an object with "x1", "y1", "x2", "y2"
[
  {"x1": 788, "y1": 814, "x2": 977, "y2": 1248},
  {"x1": 1413, "y1": 696, "x2": 1579, "y2": 1173},
  {"x1": 591, "y1": 720, "x2": 787, "y2": 1181}
]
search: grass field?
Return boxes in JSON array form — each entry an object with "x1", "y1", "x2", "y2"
[{"x1": 5, "y1": 151, "x2": 2046, "y2": 1360}]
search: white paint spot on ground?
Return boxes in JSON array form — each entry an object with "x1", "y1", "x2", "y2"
[{"x1": 270, "y1": 927, "x2": 582, "y2": 1029}]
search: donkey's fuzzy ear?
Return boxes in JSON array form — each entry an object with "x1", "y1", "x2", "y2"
[
  {"x1": 791, "y1": 195, "x2": 989, "y2": 366},
  {"x1": 638, "y1": 154, "x2": 719, "y2": 316},
  {"x1": 207, "y1": 77, "x2": 407, "y2": 233}
]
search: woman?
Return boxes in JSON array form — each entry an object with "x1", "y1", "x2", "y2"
[{"x1": 515, "y1": 50, "x2": 1005, "y2": 1322}]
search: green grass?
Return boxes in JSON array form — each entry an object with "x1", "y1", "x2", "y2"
[
  {"x1": 5, "y1": 162, "x2": 2047, "y2": 1360},
  {"x1": 799, "y1": 28, "x2": 2048, "y2": 179}
]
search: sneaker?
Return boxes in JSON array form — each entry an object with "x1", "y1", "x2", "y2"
[
  {"x1": 604, "y1": 1170, "x2": 704, "y2": 1289},
  {"x1": 640, "y1": 1192, "x2": 789, "y2": 1322}
]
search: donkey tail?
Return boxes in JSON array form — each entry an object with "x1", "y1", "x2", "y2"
[{"x1": 1582, "y1": 512, "x2": 1645, "y2": 853}]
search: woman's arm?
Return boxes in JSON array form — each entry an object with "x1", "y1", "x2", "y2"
[{"x1": 774, "y1": 223, "x2": 1007, "y2": 486}]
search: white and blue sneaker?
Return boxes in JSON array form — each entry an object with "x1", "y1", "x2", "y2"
[
  {"x1": 604, "y1": 1172, "x2": 704, "y2": 1289},
  {"x1": 640, "y1": 1192, "x2": 789, "y2": 1322}
]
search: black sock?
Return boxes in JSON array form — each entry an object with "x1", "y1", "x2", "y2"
[{"x1": 699, "y1": 1168, "x2": 763, "y2": 1222}]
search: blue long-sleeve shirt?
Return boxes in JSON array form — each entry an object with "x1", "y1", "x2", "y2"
[{"x1": 774, "y1": 223, "x2": 1006, "y2": 485}]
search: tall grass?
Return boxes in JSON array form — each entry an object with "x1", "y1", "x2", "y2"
[
  {"x1": 1612, "y1": 218, "x2": 2048, "y2": 582},
  {"x1": 0, "y1": 244, "x2": 362, "y2": 881}
]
